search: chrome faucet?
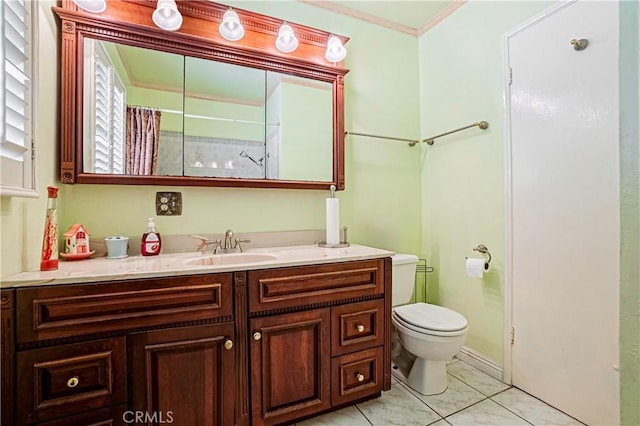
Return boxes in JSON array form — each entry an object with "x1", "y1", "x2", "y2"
[
  {"x1": 223, "y1": 229, "x2": 234, "y2": 251},
  {"x1": 223, "y1": 229, "x2": 251, "y2": 253}
]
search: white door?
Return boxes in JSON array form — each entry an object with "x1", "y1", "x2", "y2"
[{"x1": 506, "y1": 1, "x2": 620, "y2": 425}]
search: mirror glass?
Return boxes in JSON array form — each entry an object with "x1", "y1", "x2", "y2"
[
  {"x1": 82, "y1": 39, "x2": 333, "y2": 182},
  {"x1": 183, "y1": 57, "x2": 266, "y2": 179},
  {"x1": 265, "y1": 72, "x2": 333, "y2": 181}
]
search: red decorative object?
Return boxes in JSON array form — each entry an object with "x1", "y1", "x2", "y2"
[{"x1": 40, "y1": 186, "x2": 59, "y2": 271}]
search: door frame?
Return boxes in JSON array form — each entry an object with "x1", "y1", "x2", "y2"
[{"x1": 501, "y1": 0, "x2": 578, "y2": 386}]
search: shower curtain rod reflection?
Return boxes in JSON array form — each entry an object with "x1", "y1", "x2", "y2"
[
  {"x1": 345, "y1": 121, "x2": 489, "y2": 147},
  {"x1": 158, "y1": 108, "x2": 280, "y2": 126}
]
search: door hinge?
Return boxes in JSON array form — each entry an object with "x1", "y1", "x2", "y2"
[
  {"x1": 510, "y1": 326, "x2": 515, "y2": 345},
  {"x1": 31, "y1": 139, "x2": 36, "y2": 160},
  {"x1": 508, "y1": 67, "x2": 513, "y2": 85}
]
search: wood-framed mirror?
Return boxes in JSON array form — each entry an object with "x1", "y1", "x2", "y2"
[{"x1": 53, "y1": 0, "x2": 349, "y2": 190}]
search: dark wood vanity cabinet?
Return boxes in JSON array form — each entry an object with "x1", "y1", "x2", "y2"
[
  {"x1": 6, "y1": 273, "x2": 235, "y2": 426},
  {"x1": 1, "y1": 257, "x2": 391, "y2": 426},
  {"x1": 248, "y1": 259, "x2": 391, "y2": 426}
]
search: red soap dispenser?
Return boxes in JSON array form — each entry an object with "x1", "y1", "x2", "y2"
[{"x1": 141, "y1": 217, "x2": 161, "y2": 256}]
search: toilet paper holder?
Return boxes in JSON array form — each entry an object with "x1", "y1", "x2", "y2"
[{"x1": 467, "y1": 244, "x2": 492, "y2": 270}]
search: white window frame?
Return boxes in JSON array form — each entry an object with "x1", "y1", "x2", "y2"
[{"x1": 0, "y1": 0, "x2": 37, "y2": 198}]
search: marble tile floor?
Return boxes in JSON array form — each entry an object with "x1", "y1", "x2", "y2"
[{"x1": 296, "y1": 359, "x2": 584, "y2": 426}]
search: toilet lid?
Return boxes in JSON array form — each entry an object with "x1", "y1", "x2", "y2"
[{"x1": 394, "y1": 302, "x2": 468, "y2": 332}]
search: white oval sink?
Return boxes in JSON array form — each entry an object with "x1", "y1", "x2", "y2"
[{"x1": 182, "y1": 253, "x2": 277, "y2": 266}]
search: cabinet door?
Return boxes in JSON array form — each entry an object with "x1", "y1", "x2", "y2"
[
  {"x1": 250, "y1": 309, "x2": 331, "y2": 426},
  {"x1": 129, "y1": 322, "x2": 235, "y2": 426}
]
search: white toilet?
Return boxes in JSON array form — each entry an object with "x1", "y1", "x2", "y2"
[{"x1": 391, "y1": 254, "x2": 468, "y2": 395}]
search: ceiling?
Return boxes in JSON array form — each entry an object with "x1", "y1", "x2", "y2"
[{"x1": 299, "y1": 0, "x2": 460, "y2": 36}]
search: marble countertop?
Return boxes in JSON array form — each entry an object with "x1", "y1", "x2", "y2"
[{"x1": 1, "y1": 244, "x2": 394, "y2": 288}]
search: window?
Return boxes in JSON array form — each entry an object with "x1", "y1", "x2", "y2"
[
  {"x1": 83, "y1": 39, "x2": 126, "y2": 174},
  {"x1": 1, "y1": 0, "x2": 37, "y2": 197}
]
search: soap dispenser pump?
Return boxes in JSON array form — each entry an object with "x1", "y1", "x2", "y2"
[{"x1": 141, "y1": 218, "x2": 161, "y2": 256}]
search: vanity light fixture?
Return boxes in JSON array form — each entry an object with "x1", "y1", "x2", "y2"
[
  {"x1": 275, "y1": 22, "x2": 298, "y2": 53},
  {"x1": 152, "y1": 0, "x2": 183, "y2": 32},
  {"x1": 72, "y1": 0, "x2": 106, "y2": 13},
  {"x1": 325, "y1": 35, "x2": 347, "y2": 62},
  {"x1": 219, "y1": 8, "x2": 245, "y2": 41}
]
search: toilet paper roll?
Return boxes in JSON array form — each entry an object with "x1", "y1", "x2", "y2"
[
  {"x1": 466, "y1": 257, "x2": 489, "y2": 278},
  {"x1": 325, "y1": 198, "x2": 340, "y2": 245}
]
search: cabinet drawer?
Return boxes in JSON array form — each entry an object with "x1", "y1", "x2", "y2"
[
  {"x1": 16, "y1": 273, "x2": 233, "y2": 343},
  {"x1": 331, "y1": 346, "x2": 383, "y2": 407},
  {"x1": 249, "y1": 260, "x2": 384, "y2": 313},
  {"x1": 331, "y1": 299, "x2": 384, "y2": 356},
  {"x1": 17, "y1": 337, "x2": 127, "y2": 425}
]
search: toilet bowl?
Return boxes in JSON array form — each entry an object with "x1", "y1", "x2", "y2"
[{"x1": 391, "y1": 254, "x2": 468, "y2": 395}]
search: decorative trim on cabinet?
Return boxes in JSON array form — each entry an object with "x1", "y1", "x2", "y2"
[
  {"x1": 249, "y1": 260, "x2": 384, "y2": 313},
  {"x1": 17, "y1": 274, "x2": 233, "y2": 343}
]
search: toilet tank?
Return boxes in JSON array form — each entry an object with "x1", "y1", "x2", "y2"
[{"x1": 391, "y1": 254, "x2": 419, "y2": 306}]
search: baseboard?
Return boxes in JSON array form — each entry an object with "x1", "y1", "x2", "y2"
[{"x1": 455, "y1": 346, "x2": 504, "y2": 381}]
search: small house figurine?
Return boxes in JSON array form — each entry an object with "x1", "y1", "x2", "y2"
[{"x1": 64, "y1": 224, "x2": 91, "y2": 254}]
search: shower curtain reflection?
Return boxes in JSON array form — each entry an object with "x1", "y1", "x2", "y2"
[{"x1": 126, "y1": 106, "x2": 161, "y2": 175}]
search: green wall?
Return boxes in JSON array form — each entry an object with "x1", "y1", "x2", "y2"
[{"x1": 619, "y1": 2, "x2": 640, "y2": 425}]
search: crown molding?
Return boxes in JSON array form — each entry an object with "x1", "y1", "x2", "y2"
[
  {"x1": 300, "y1": 0, "x2": 467, "y2": 37},
  {"x1": 299, "y1": 0, "x2": 418, "y2": 36},
  {"x1": 418, "y1": 0, "x2": 467, "y2": 36}
]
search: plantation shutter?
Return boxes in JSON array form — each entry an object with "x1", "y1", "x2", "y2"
[
  {"x1": 87, "y1": 40, "x2": 126, "y2": 174},
  {"x1": 1, "y1": 0, "x2": 36, "y2": 197},
  {"x1": 92, "y1": 53, "x2": 111, "y2": 173},
  {"x1": 111, "y1": 76, "x2": 125, "y2": 174}
]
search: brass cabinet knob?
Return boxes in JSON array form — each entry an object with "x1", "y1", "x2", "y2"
[
  {"x1": 224, "y1": 339, "x2": 233, "y2": 350},
  {"x1": 356, "y1": 373, "x2": 365, "y2": 382},
  {"x1": 253, "y1": 332, "x2": 262, "y2": 341},
  {"x1": 67, "y1": 376, "x2": 79, "y2": 388},
  {"x1": 356, "y1": 324, "x2": 365, "y2": 333}
]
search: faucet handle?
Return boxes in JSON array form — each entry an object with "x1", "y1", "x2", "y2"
[
  {"x1": 189, "y1": 235, "x2": 223, "y2": 253},
  {"x1": 190, "y1": 234, "x2": 212, "y2": 252},
  {"x1": 234, "y1": 238, "x2": 251, "y2": 253},
  {"x1": 211, "y1": 239, "x2": 222, "y2": 254},
  {"x1": 203, "y1": 239, "x2": 222, "y2": 254}
]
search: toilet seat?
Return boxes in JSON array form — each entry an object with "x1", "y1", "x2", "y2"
[{"x1": 393, "y1": 303, "x2": 468, "y2": 337}]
